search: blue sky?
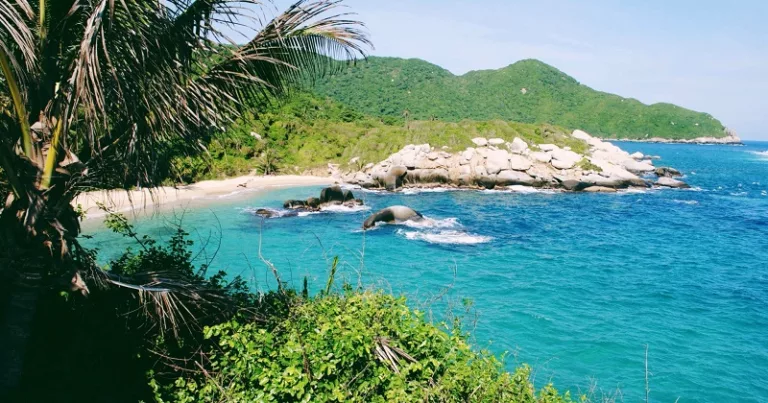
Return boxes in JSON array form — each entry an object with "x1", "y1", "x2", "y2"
[{"x1": 270, "y1": 0, "x2": 768, "y2": 140}]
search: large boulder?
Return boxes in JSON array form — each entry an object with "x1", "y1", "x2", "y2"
[
  {"x1": 656, "y1": 177, "x2": 690, "y2": 189},
  {"x1": 551, "y1": 149, "x2": 581, "y2": 170},
  {"x1": 319, "y1": 186, "x2": 348, "y2": 204},
  {"x1": 622, "y1": 159, "x2": 655, "y2": 173},
  {"x1": 384, "y1": 166, "x2": 408, "y2": 190},
  {"x1": 488, "y1": 138, "x2": 505, "y2": 146},
  {"x1": 363, "y1": 206, "x2": 423, "y2": 229},
  {"x1": 495, "y1": 170, "x2": 535, "y2": 186},
  {"x1": 558, "y1": 179, "x2": 590, "y2": 191},
  {"x1": 655, "y1": 167, "x2": 682, "y2": 177},
  {"x1": 509, "y1": 155, "x2": 532, "y2": 171},
  {"x1": 485, "y1": 149, "x2": 511, "y2": 175},
  {"x1": 530, "y1": 152, "x2": 552, "y2": 163},
  {"x1": 507, "y1": 137, "x2": 529, "y2": 154},
  {"x1": 471, "y1": 137, "x2": 488, "y2": 147}
]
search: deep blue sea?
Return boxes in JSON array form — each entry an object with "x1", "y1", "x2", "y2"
[{"x1": 82, "y1": 141, "x2": 768, "y2": 402}]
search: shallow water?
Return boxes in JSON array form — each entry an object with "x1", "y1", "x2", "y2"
[{"x1": 82, "y1": 141, "x2": 768, "y2": 402}]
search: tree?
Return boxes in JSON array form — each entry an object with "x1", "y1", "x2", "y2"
[{"x1": 0, "y1": 0, "x2": 369, "y2": 394}]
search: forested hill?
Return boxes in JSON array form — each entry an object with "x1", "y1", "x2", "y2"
[{"x1": 311, "y1": 57, "x2": 728, "y2": 140}]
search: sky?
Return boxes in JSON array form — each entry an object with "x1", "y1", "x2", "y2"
[{"x1": 268, "y1": 0, "x2": 768, "y2": 140}]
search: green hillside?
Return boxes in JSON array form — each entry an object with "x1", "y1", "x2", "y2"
[{"x1": 311, "y1": 57, "x2": 727, "y2": 140}]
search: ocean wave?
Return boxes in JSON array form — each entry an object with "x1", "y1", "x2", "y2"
[
  {"x1": 320, "y1": 204, "x2": 372, "y2": 213},
  {"x1": 241, "y1": 207, "x2": 295, "y2": 218},
  {"x1": 217, "y1": 187, "x2": 261, "y2": 199},
  {"x1": 751, "y1": 150, "x2": 768, "y2": 157},
  {"x1": 672, "y1": 199, "x2": 699, "y2": 205},
  {"x1": 401, "y1": 216, "x2": 460, "y2": 229},
  {"x1": 243, "y1": 204, "x2": 370, "y2": 218},
  {"x1": 481, "y1": 186, "x2": 560, "y2": 194},
  {"x1": 399, "y1": 187, "x2": 458, "y2": 195},
  {"x1": 730, "y1": 191, "x2": 748, "y2": 197},
  {"x1": 396, "y1": 229, "x2": 492, "y2": 245}
]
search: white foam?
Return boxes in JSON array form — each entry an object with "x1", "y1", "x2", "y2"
[
  {"x1": 401, "y1": 216, "x2": 460, "y2": 229},
  {"x1": 730, "y1": 191, "x2": 748, "y2": 197},
  {"x1": 672, "y1": 200, "x2": 699, "y2": 205},
  {"x1": 320, "y1": 204, "x2": 372, "y2": 213},
  {"x1": 217, "y1": 187, "x2": 261, "y2": 199},
  {"x1": 397, "y1": 229, "x2": 492, "y2": 245},
  {"x1": 399, "y1": 187, "x2": 458, "y2": 195},
  {"x1": 241, "y1": 207, "x2": 294, "y2": 218},
  {"x1": 751, "y1": 151, "x2": 768, "y2": 157}
]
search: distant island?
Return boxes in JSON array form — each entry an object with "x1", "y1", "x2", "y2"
[{"x1": 311, "y1": 57, "x2": 740, "y2": 144}]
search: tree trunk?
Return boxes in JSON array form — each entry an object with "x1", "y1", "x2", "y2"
[{"x1": 0, "y1": 261, "x2": 43, "y2": 399}]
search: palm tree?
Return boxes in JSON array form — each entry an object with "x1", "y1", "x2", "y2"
[{"x1": 0, "y1": 0, "x2": 369, "y2": 392}]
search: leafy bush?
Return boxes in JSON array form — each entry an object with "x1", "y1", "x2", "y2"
[{"x1": 153, "y1": 291, "x2": 576, "y2": 403}]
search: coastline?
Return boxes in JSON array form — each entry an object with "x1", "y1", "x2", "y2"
[
  {"x1": 74, "y1": 174, "x2": 334, "y2": 219},
  {"x1": 605, "y1": 133, "x2": 743, "y2": 145}
]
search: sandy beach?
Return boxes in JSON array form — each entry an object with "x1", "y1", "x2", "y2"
[{"x1": 73, "y1": 174, "x2": 334, "y2": 219}]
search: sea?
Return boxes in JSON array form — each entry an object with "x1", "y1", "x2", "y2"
[{"x1": 81, "y1": 141, "x2": 768, "y2": 402}]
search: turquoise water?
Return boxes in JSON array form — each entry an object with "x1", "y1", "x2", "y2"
[{"x1": 82, "y1": 142, "x2": 768, "y2": 402}]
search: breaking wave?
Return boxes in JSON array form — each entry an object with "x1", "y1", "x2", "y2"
[{"x1": 397, "y1": 229, "x2": 493, "y2": 245}]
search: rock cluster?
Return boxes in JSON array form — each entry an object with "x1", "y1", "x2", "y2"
[
  {"x1": 342, "y1": 130, "x2": 690, "y2": 191},
  {"x1": 283, "y1": 186, "x2": 363, "y2": 211}
]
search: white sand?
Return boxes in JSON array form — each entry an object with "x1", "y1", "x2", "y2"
[{"x1": 73, "y1": 175, "x2": 334, "y2": 219}]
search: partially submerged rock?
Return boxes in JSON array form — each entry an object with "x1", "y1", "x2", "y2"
[
  {"x1": 363, "y1": 206, "x2": 423, "y2": 229},
  {"x1": 656, "y1": 177, "x2": 690, "y2": 189},
  {"x1": 284, "y1": 186, "x2": 363, "y2": 212},
  {"x1": 655, "y1": 167, "x2": 682, "y2": 178}
]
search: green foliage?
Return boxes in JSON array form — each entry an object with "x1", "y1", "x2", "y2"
[
  {"x1": 311, "y1": 57, "x2": 727, "y2": 140},
  {"x1": 576, "y1": 158, "x2": 602, "y2": 172},
  {"x1": 169, "y1": 92, "x2": 589, "y2": 182},
  {"x1": 154, "y1": 291, "x2": 576, "y2": 403}
]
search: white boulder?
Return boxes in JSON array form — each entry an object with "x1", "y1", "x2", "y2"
[
  {"x1": 509, "y1": 155, "x2": 533, "y2": 171},
  {"x1": 472, "y1": 137, "x2": 489, "y2": 147}
]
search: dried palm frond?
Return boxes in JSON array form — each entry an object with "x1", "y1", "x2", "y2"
[{"x1": 374, "y1": 336, "x2": 417, "y2": 374}]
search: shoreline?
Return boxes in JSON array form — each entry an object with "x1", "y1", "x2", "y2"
[
  {"x1": 74, "y1": 174, "x2": 334, "y2": 220},
  {"x1": 605, "y1": 135, "x2": 743, "y2": 145}
]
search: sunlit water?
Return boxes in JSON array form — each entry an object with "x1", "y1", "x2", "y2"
[{"x1": 82, "y1": 141, "x2": 768, "y2": 402}]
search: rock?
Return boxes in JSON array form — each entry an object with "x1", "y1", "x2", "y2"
[
  {"x1": 496, "y1": 170, "x2": 535, "y2": 186},
  {"x1": 558, "y1": 179, "x2": 589, "y2": 191},
  {"x1": 489, "y1": 138, "x2": 505, "y2": 145},
  {"x1": 306, "y1": 197, "x2": 321, "y2": 209},
  {"x1": 485, "y1": 149, "x2": 511, "y2": 175},
  {"x1": 656, "y1": 177, "x2": 690, "y2": 189},
  {"x1": 427, "y1": 152, "x2": 439, "y2": 161},
  {"x1": 384, "y1": 166, "x2": 408, "y2": 190},
  {"x1": 349, "y1": 157, "x2": 360, "y2": 165},
  {"x1": 283, "y1": 199, "x2": 308, "y2": 209},
  {"x1": 655, "y1": 167, "x2": 682, "y2": 177},
  {"x1": 581, "y1": 174, "x2": 624, "y2": 188},
  {"x1": 319, "y1": 186, "x2": 350, "y2": 205},
  {"x1": 621, "y1": 159, "x2": 655, "y2": 173},
  {"x1": 509, "y1": 155, "x2": 532, "y2": 171},
  {"x1": 564, "y1": 146, "x2": 572, "y2": 151},
  {"x1": 363, "y1": 206, "x2": 423, "y2": 229},
  {"x1": 582, "y1": 186, "x2": 617, "y2": 193},
  {"x1": 630, "y1": 152, "x2": 644, "y2": 160},
  {"x1": 250, "y1": 131, "x2": 262, "y2": 140},
  {"x1": 550, "y1": 148, "x2": 581, "y2": 170},
  {"x1": 530, "y1": 152, "x2": 552, "y2": 163},
  {"x1": 571, "y1": 130, "x2": 592, "y2": 141},
  {"x1": 363, "y1": 162, "x2": 374, "y2": 171},
  {"x1": 508, "y1": 137, "x2": 529, "y2": 154},
  {"x1": 527, "y1": 165, "x2": 556, "y2": 184},
  {"x1": 476, "y1": 176, "x2": 497, "y2": 189},
  {"x1": 471, "y1": 137, "x2": 488, "y2": 147},
  {"x1": 539, "y1": 144, "x2": 558, "y2": 152}
]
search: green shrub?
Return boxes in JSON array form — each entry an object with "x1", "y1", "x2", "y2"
[{"x1": 153, "y1": 291, "x2": 577, "y2": 403}]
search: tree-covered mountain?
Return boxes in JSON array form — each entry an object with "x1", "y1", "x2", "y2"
[{"x1": 311, "y1": 57, "x2": 728, "y2": 140}]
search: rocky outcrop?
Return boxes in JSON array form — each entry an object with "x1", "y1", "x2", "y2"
[
  {"x1": 655, "y1": 167, "x2": 682, "y2": 178},
  {"x1": 342, "y1": 130, "x2": 691, "y2": 192},
  {"x1": 284, "y1": 186, "x2": 363, "y2": 211},
  {"x1": 655, "y1": 177, "x2": 691, "y2": 189},
  {"x1": 363, "y1": 206, "x2": 423, "y2": 229}
]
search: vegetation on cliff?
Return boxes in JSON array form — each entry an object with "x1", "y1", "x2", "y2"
[
  {"x1": 171, "y1": 92, "x2": 588, "y2": 182},
  {"x1": 311, "y1": 57, "x2": 727, "y2": 140}
]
